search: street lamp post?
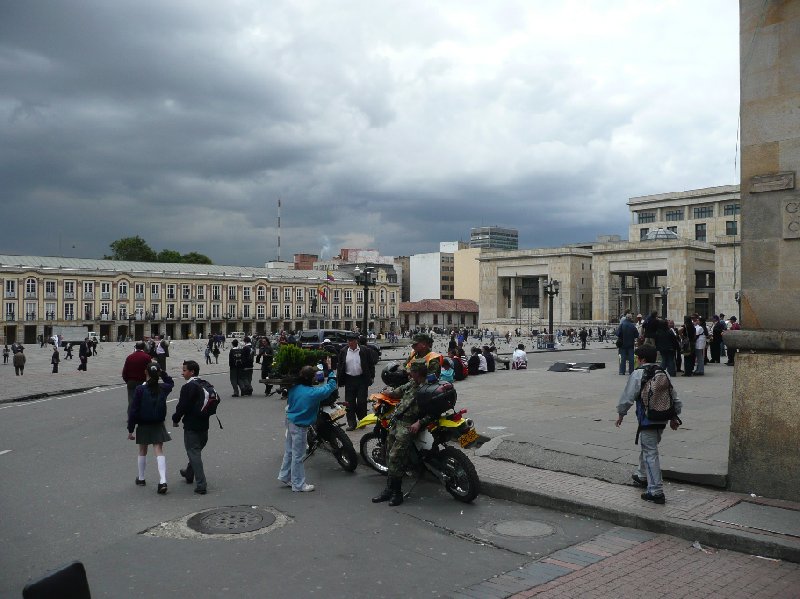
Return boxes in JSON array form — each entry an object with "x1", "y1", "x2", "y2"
[
  {"x1": 543, "y1": 279, "x2": 560, "y2": 347},
  {"x1": 659, "y1": 285, "x2": 670, "y2": 319},
  {"x1": 354, "y1": 265, "x2": 376, "y2": 335}
]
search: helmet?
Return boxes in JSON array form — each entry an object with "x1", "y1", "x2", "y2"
[{"x1": 381, "y1": 361, "x2": 409, "y2": 388}]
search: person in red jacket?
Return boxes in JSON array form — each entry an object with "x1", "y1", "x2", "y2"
[{"x1": 122, "y1": 342, "x2": 152, "y2": 411}]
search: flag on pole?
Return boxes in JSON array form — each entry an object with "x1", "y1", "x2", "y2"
[
  {"x1": 326, "y1": 270, "x2": 335, "y2": 281},
  {"x1": 318, "y1": 286, "x2": 327, "y2": 301}
]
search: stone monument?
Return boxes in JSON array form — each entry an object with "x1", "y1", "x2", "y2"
[{"x1": 726, "y1": 0, "x2": 800, "y2": 501}]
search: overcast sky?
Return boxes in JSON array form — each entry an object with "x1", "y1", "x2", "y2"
[{"x1": 1, "y1": 1, "x2": 740, "y2": 266}]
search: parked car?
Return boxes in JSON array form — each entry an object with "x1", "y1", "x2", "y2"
[{"x1": 298, "y1": 329, "x2": 381, "y2": 357}]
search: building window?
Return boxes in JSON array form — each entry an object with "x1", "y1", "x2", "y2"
[
  {"x1": 212, "y1": 285, "x2": 221, "y2": 301},
  {"x1": 283, "y1": 288, "x2": 292, "y2": 302},
  {"x1": 197, "y1": 305, "x2": 205, "y2": 319},
  {"x1": 296, "y1": 288, "x2": 304, "y2": 302},
  {"x1": 25, "y1": 278, "x2": 36, "y2": 295},
  {"x1": 46, "y1": 280, "x2": 57, "y2": 296},
  {"x1": 182, "y1": 304, "x2": 190, "y2": 318},
  {"x1": 344, "y1": 305, "x2": 352, "y2": 318},
  {"x1": 693, "y1": 206, "x2": 713, "y2": 219},
  {"x1": 166, "y1": 284, "x2": 176, "y2": 300},
  {"x1": 271, "y1": 305, "x2": 279, "y2": 318},
  {"x1": 196, "y1": 285, "x2": 205, "y2": 300},
  {"x1": 150, "y1": 304, "x2": 159, "y2": 319},
  {"x1": 84, "y1": 303, "x2": 93, "y2": 320},
  {"x1": 357, "y1": 305, "x2": 363, "y2": 319},
  {"x1": 724, "y1": 203, "x2": 741, "y2": 216},
  {"x1": 228, "y1": 286, "x2": 237, "y2": 300},
  {"x1": 640, "y1": 228, "x2": 649, "y2": 240},
  {"x1": 150, "y1": 283, "x2": 159, "y2": 298},
  {"x1": 228, "y1": 305, "x2": 236, "y2": 318},
  {"x1": 284, "y1": 305, "x2": 291, "y2": 318},
  {"x1": 333, "y1": 305, "x2": 340, "y2": 319},
  {"x1": 344, "y1": 290, "x2": 352, "y2": 303},
  {"x1": 333, "y1": 289, "x2": 340, "y2": 303},
  {"x1": 271, "y1": 288, "x2": 279, "y2": 302},
  {"x1": 64, "y1": 281, "x2": 75, "y2": 298},
  {"x1": 695, "y1": 223, "x2": 707, "y2": 241},
  {"x1": 390, "y1": 291, "x2": 396, "y2": 303},
  {"x1": 4, "y1": 280, "x2": 16, "y2": 298},
  {"x1": 356, "y1": 290, "x2": 364, "y2": 302},
  {"x1": 637, "y1": 212, "x2": 656, "y2": 224},
  {"x1": 134, "y1": 283, "x2": 145, "y2": 299},
  {"x1": 119, "y1": 305, "x2": 127, "y2": 320},
  {"x1": 665, "y1": 209, "x2": 684, "y2": 221},
  {"x1": 295, "y1": 305, "x2": 303, "y2": 318},
  {"x1": 6, "y1": 302, "x2": 16, "y2": 319},
  {"x1": 45, "y1": 302, "x2": 56, "y2": 319},
  {"x1": 243, "y1": 287, "x2": 251, "y2": 301},
  {"x1": 667, "y1": 226, "x2": 678, "y2": 234},
  {"x1": 243, "y1": 304, "x2": 251, "y2": 318},
  {"x1": 211, "y1": 304, "x2": 221, "y2": 319},
  {"x1": 166, "y1": 304, "x2": 175, "y2": 318},
  {"x1": 257, "y1": 305, "x2": 265, "y2": 319},
  {"x1": 118, "y1": 281, "x2": 128, "y2": 298},
  {"x1": 726, "y1": 221, "x2": 738, "y2": 236},
  {"x1": 64, "y1": 303, "x2": 74, "y2": 320},
  {"x1": 182, "y1": 284, "x2": 191, "y2": 300}
]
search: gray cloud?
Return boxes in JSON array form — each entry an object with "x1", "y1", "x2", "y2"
[{"x1": 0, "y1": 1, "x2": 739, "y2": 265}]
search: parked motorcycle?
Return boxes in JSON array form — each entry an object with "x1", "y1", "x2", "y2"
[
  {"x1": 305, "y1": 394, "x2": 358, "y2": 472},
  {"x1": 356, "y1": 368, "x2": 483, "y2": 503}
]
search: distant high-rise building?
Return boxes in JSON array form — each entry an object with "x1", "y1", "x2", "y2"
[{"x1": 470, "y1": 226, "x2": 519, "y2": 250}]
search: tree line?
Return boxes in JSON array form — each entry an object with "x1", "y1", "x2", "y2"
[{"x1": 104, "y1": 236, "x2": 213, "y2": 264}]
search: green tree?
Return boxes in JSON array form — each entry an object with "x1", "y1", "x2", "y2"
[
  {"x1": 181, "y1": 252, "x2": 213, "y2": 264},
  {"x1": 156, "y1": 249, "x2": 183, "y2": 263},
  {"x1": 105, "y1": 236, "x2": 157, "y2": 262}
]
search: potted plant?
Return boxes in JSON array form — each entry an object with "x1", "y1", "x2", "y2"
[{"x1": 269, "y1": 344, "x2": 327, "y2": 385}]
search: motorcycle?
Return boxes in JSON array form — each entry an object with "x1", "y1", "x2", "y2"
[
  {"x1": 304, "y1": 393, "x2": 359, "y2": 472},
  {"x1": 356, "y1": 373, "x2": 483, "y2": 503}
]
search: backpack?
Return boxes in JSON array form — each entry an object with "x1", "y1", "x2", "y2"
[
  {"x1": 194, "y1": 378, "x2": 223, "y2": 429},
  {"x1": 231, "y1": 348, "x2": 244, "y2": 369},
  {"x1": 639, "y1": 365, "x2": 677, "y2": 422},
  {"x1": 136, "y1": 384, "x2": 166, "y2": 423}
]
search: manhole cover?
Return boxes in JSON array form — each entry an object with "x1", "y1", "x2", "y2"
[
  {"x1": 488, "y1": 520, "x2": 555, "y2": 538},
  {"x1": 187, "y1": 506, "x2": 276, "y2": 535}
]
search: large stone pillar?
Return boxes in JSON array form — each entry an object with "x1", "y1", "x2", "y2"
[{"x1": 726, "y1": 1, "x2": 800, "y2": 501}]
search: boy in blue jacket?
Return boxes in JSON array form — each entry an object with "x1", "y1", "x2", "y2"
[
  {"x1": 278, "y1": 357, "x2": 337, "y2": 492},
  {"x1": 616, "y1": 345, "x2": 682, "y2": 504}
]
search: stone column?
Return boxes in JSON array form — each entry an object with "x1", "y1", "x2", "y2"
[
  {"x1": 725, "y1": 1, "x2": 800, "y2": 501},
  {"x1": 509, "y1": 276, "x2": 516, "y2": 319}
]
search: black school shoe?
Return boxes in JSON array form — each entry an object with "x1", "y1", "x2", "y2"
[
  {"x1": 135, "y1": 478, "x2": 146, "y2": 486},
  {"x1": 641, "y1": 492, "x2": 666, "y2": 504},
  {"x1": 631, "y1": 474, "x2": 648, "y2": 488},
  {"x1": 157, "y1": 483, "x2": 168, "y2": 495},
  {"x1": 180, "y1": 468, "x2": 194, "y2": 484}
]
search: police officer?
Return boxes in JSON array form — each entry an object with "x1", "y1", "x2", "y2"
[
  {"x1": 404, "y1": 333, "x2": 442, "y2": 380},
  {"x1": 371, "y1": 361, "x2": 431, "y2": 506}
]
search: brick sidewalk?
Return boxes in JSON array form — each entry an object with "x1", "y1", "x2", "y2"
[
  {"x1": 473, "y1": 456, "x2": 800, "y2": 563},
  {"x1": 448, "y1": 527, "x2": 800, "y2": 599}
]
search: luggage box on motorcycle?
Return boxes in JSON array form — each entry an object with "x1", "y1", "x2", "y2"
[{"x1": 415, "y1": 382, "x2": 457, "y2": 418}]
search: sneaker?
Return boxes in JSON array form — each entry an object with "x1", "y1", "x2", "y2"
[
  {"x1": 157, "y1": 483, "x2": 168, "y2": 495},
  {"x1": 293, "y1": 483, "x2": 315, "y2": 493},
  {"x1": 631, "y1": 474, "x2": 648, "y2": 488},
  {"x1": 135, "y1": 478, "x2": 146, "y2": 486},
  {"x1": 641, "y1": 492, "x2": 666, "y2": 504}
]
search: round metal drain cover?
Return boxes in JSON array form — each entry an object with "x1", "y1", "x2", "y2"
[
  {"x1": 187, "y1": 506, "x2": 276, "y2": 535},
  {"x1": 489, "y1": 520, "x2": 555, "y2": 538}
]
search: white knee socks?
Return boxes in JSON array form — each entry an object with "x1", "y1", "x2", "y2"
[
  {"x1": 157, "y1": 455, "x2": 166, "y2": 484},
  {"x1": 137, "y1": 456, "x2": 146, "y2": 480}
]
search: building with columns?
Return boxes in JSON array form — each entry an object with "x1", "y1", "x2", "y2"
[
  {"x1": 478, "y1": 185, "x2": 741, "y2": 331},
  {"x1": 0, "y1": 255, "x2": 400, "y2": 344}
]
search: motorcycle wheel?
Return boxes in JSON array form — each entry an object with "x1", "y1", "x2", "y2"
[
  {"x1": 329, "y1": 426, "x2": 358, "y2": 472},
  {"x1": 439, "y1": 446, "x2": 480, "y2": 503},
  {"x1": 359, "y1": 431, "x2": 388, "y2": 475}
]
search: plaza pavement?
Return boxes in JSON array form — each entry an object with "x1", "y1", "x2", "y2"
[{"x1": 2, "y1": 337, "x2": 799, "y2": 564}]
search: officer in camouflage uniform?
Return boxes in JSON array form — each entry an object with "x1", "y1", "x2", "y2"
[
  {"x1": 371, "y1": 362, "x2": 432, "y2": 506},
  {"x1": 404, "y1": 333, "x2": 442, "y2": 380}
]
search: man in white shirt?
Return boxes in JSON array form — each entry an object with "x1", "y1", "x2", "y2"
[{"x1": 337, "y1": 333, "x2": 377, "y2": 430}]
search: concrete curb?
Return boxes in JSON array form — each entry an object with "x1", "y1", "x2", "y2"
[
  {"x1": 479, "y1": 478, "x2": 800, "y2": 563},
  {"x1": 0, "y1": 387, "x2": 102, "y2": 405}
]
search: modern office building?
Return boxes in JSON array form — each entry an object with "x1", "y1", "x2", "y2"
[{"x1": 469, "y1": 226, "x2": 519, "y2": 250}]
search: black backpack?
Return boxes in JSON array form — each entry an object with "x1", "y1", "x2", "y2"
[
  {"x1": 194, "y1": 378, "x2": 223, "y2": 429},
  {"x1": 230, "y1": 348, "x2": 244, "y2": 369},
  {"x1": 136, "y1": 384, "x2": 166, "y2": 423}
]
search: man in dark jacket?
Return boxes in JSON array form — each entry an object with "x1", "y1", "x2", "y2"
[
  {"x1": 228, "y1": 339, "x2": 246, "y2": 397},
  {"x1": 172, "y1": 360, "x2": 211, "y2": 495},
  {"x1": 122, "y1": 341, "x2": 153, "y2": 410},
  {"x1": 77, "y1": 338, "x2": 90, "y2": 371},
  {"x1": 616, "y1": 315, "x2": 639, "y2": 375},
  {"x1": 654, "y1": 318, "x2": 677, "y2": 376},
  {"x1": 337, "y1": 332, "x2": 377, "y2": 430}
]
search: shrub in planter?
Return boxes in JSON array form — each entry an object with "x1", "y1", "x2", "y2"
[{"x1": 272, "y1": 344, "x2": 327, "y2": 379}]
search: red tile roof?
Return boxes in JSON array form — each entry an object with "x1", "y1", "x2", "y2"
[{"x1": 399, "y1": 299, "x2": 479, "y2": 313}]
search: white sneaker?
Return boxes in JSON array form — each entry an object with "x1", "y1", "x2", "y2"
[{"x1": 293, "y1": 483, "x2": 315, "y2": 492}]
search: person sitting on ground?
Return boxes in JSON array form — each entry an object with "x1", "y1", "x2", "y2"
[
  {"x1": 467, "y1": 346, "x2": 487, "y2": 375},
  {"x1": 439, "y1": 357, "x2": 455, "y2": 383},
  {"x1": 490, "y1": 346, "x2": 510, "y2": 370},
  {"x1": 512, "y1": 343, "x2": 528, "y2": 370},
  {"x1": 615, "y1": 344, "x2": 682, "y2": 505},
  {"x1": 447, "y1": 348, "x2": 467, "y2": 381},
  {"x1": 482, "y1": 345, "x2": 496, "y2": 372}
]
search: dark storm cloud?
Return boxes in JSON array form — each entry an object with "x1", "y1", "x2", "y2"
[{"x1": 0, "y1": 1, "x2": 739, "y2": 265}]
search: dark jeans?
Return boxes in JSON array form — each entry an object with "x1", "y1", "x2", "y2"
[
  {"x1": 710, "y1": 340, "x2": 722, "y2": 362},
  {"x1": 78, "y1": 356, "x2": 87, "y2": 371},
  {"x1": 126, "y1": 380, "x2": 143, "y2": 411},
  {"x1": 618, "y1": 347, "x2": 634, "y2": 374},
  {"x1": 229, "y1": 368, "x2": 247, "y2": 395},
  {"x1": 344, "y1": 374, "x2": 369, "y2": 427},
  {"x1": 659, "y1": 351, "x2": 676, "y2": 376},
  {"x1": 726, "y1": 346, "x2": 737, "y2": 364},
  {"x1": 183, "y1": 429, "x2": 209, "y2": 491},
  {"x1": 683, "y1": 352, "x2": 695, "y2": 375}
]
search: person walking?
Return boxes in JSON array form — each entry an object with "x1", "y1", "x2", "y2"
[
  {"x1": 212, "y1": 343, "x2": 220, "y2": 364},
  {"x1": 3, "y1": 345, "x2": 10, "y2": 364},
  {"x1": 337, "y1": 332, "x2": 377, "y2": 430},
  {"x1": 155, "y1": 336, "x2": 169, "y2": 371},
  {"x1": 615, "y1": 314, "x2": 638, "y2": 375},
  {"x1": 204, "y1": 345, "x2": 212, "y2": 365},
  {"x1": 693, "y1": 315, "x2": 707, "y2": 375},
  {"x1": 172, "y1": 360, "x2": 212, "y2": 495},
  {"x1": 228, "y1": 339, "x2": 246, "y2": 397},
  {"x1": 579, "y1": 328, "x2": 588, "y2": 349},
  {"x1": 77, "y1": 338, "x2": 90, "y2": 371},
  {"x1": 127, "y1": 363, "x2": 174, "y2": 494},
  {"x1": 13, "y1": 346, "x2": 26, "y2": 375},
  {"x1": 122, "y1": 342, "x2": 153, "y2": 411},
  {"x1": 51, "y1": 346, "x2": 60, "y2": 373},
  {"x1": 240, "y1": 337, "x2": 254, "y2": 396},
  {"x1": 616, "y1": 345, "x2": 682, "y2": 504},
  {"x1": 278, "y1": 358, "x2": 337, "y2": 493}
]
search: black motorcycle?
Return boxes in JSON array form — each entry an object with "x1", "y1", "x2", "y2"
[{"x1": 304, "y1": 395, "x2": 358, "y2": 472}]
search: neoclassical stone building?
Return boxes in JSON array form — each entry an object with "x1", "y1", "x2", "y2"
[
  {"x1": 0, "y1": 256, "x2": 400, "y2": 344},
  {"x1": 479, "y1": 185, "x2": 741, "y2": 330}
]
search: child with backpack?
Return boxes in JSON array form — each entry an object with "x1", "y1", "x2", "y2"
[
  {"x1": 615, "y1": 344, "x2": 682, "y2": 504},
  {"x1": 128, "y1": 362, "x2": 175, "y2": 494}
]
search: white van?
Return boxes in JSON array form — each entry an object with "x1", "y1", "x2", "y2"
[
  {"x1": 87, "y1": 332, "x2": 101, "y2": 342},
  {"x1": 228, "y1": 331, "x2": 245, "y2": 339}
]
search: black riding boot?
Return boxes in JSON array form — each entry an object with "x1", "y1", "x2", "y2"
[
  {"x1": 372, "y1": 478, "x2": 395, "y2": 503},
  {"x1": 388, "y1": 477, "x2": 404, "y2": 506}
]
